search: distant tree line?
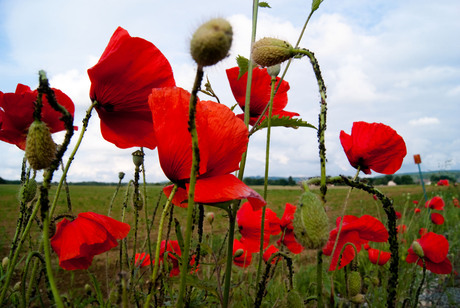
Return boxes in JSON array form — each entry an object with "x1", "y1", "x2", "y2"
[
  {"x1": 243, "y1": 176, "x2": 297, "y2": 186},
  {"x1": 367, "y1": 175, "x2": 415, "y2": 186},
  {"x1": 429, "y1": 174, "x2": 456, "y2": 183}
]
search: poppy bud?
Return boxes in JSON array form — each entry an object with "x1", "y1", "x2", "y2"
[
  {"x1": 411, "y1": 241, "x2": 424, "y2": 258},
  {"x1": 118, "y1": 172, "x2": 125, "y2": 180},
  {"x1": 347, "y1": 271, "x2": 362, "y2": 297},
  {"x1": 293, "y1": 189, "x2": 329, "y2": 249},
  {"x1": 25, "y1": 120, "x2": 56, "y2": 170},
  {"x1": 2, "y1": 257, "x2": 9, "y2": 270},
  {"x1": 267, "y1": 64, "x2": 281, "y2": 78},
  {"x1": 206, "y1": 212, "x2": 215, "y2": 225},
  {"x1": 13, "y1": 281, "x2": 21, "y2": 292},
  {"x1": 84, "y1": 284, "x2": 92, "y2": 295},
  {"x1": 18, "y1": 178, "x2": 37, "y2": 203},
  {"x1": 252, "y1": 37, "x2": 296, "y2": 67},
  {"x1": 190, "y1": 18, "x2": 233, "y2": 67},
  {"x1": 233, "y1": 248, "x2": 244, "y2": 259},
  {"x1": 350, "y1": 294, "x2": 365, "y2": 304},
  {"x1": 132, "y1": 150, "x2": 144, "y2": 167}
]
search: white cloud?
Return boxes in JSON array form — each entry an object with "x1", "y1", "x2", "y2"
[{"x1": 409, "y1": 117, "x2": 440, "y2": 126}]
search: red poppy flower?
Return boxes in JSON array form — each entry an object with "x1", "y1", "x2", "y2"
[
  {"x1": 237, "y1": 202, "x2": 280, "y2": 253},
  {"x1": 226, "y1": 66, "x2": 299, "y2": 126},
  {"x1": 453, "y1": 198, "x2": 460, "y2": 208},
  {"x1": 134, "y1": 252, "x2": 151, "y2": 268},
  {"x1": 149, "y1": 87, "x2": 266, "y2": 210},
  {"x1": 431, "y1": 212, "x2": 444, "y2": 225},
  {"x1": 322, "y1": 215, "x2": 388, "y2": 271},
  {"x1": 395, "y1": 211, "x2": 402, "y2": 219},
  {"x1": 339, "y1": 122, "x2": 407, "y2": 175},
  {"x1": 414, "y1": 208, "x2": 421, "y2": 214},
  {"x1": 413, "y1": 200, "x2": 419, "y2": 205},
  {"x1": 263, "y1": 245, "x2": 280, "y2": 264},
  {"x1": 425, "y1": 196, "x2": 445, "y2": 210},
  {"x1": 396, "y1": 224, "x2": 407, "y2": 234},
  {"x1": 419, "y1": 228, "x2": 428, "y2": 236},
  {"x1": 276, "y1": 203, "x2": 303, "y2": 254},
  {"x1": 406, "y1": 232, "x2": 452, "y2": 274},
  {"x1": 367, "y1": 248, "x2": 391, "y2": 266},
  {"x1": 50, "y1": 212, "x2": 130, "y2": 270},
  {"x1": 0, "y1": 84, "x2": 76, "y2": 150},
  {"x1": 233, "y1": 239, "x2": 252, "y2": 268},
  {"x1": 88, "y1": 27, "x2": 175, "y2": 149},
  {"x1": 437, "y1": 179, "x2": 449, "y2": 186}
]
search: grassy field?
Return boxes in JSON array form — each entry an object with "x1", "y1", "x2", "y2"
[{"x1": 0, "y1": 182, "x2": 459, "y2": 306}]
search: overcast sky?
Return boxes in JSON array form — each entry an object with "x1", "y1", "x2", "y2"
[{"x1": 1, "y1": 0, "x2": 459, "y2": 183}]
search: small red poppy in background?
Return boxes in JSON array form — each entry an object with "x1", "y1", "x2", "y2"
[
  {"x1": 233, "y1": 239, "x2": 252, "y2": 268},
  {"x1": 237, "y1": 202, "x2": 280, "y2": 253},
  {"x1": 263, "y1": 245, "x2": 280, "y2": 264},
  {"x1": 339, "y1": 122, "x2": 407, "y2": 175},
  {"x1": 322, "y1": 215, "x2": 388, "y2": 271},
  {"x1": 425, "y1": 196, "x2": 445, "y2": 210},
  {"x1": 419, "y1": 228, "x2": 428, "y2": 236},
  {"x1": 406, "y1": 232, "x2": 452, "y2": 274},
  {"x1": 149, "y1": 87, "x2": 266, "y2": 210},
  {"x1": 367, "y1": 248, "x2": 391, "y2": 266},
  {"x1": 395, "y1": 211, "x2": 402, "y2": 219},
  {"x1": 0, "y1": 84, "x2": 76, "y2": 150},
  {"x1": 50, "y1": 212, "x2": 130, "y2": 270},
  {"x1": 226, "y1": 67, "x2": 299, "y2": 126},
  {"x1": 414, "y1": 208, "x2": 421, "y2": 214},
  {"x1": 413, "y1": 200, "x2": 419, "y2": 205},
  {"x1": 431, "y1": 212, "x2": 445, "y2": 225},
  {"x1": 88, "y1": 27, "x2": 175, "y2": 149},
  {"x1": 437, "y1": 179, "x2": 449, "y2": 186},
  {"x1": 277, "y1": 203, "x2": 304, "y2": 254},
  {"x1": 134, "y1": 252, "x2": 151, "y2": 268},
  {"x1": 453, "y1": 198, "x2": 460, "y2": 208},
  {"x1": 396, "y1": 224, "x2": 407, "y2": 234}
]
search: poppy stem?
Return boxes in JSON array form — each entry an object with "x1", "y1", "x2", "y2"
[
  {"x1": 144, "y1": 184, "x2": 178, "y2": 308},
  {"x1": 412, "y1": 259, "x2": 426, "y2": 308}
]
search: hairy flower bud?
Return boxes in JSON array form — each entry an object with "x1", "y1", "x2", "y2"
[
  {"x1": 233, "y1": 248, "x2": 244, "y2": 259},
  {"x1": 252, "y1": 37, "x2": 295, "y2": 67},
  {"x1": 25, "y1": 120, "x2": 56, "y2": 170},
  {"x1": 411, "y1": 241, "x2": 424, "y2": 258},
  {"x1": 350, "y1": 294, "x2": 365, "y2": 304},
  {"x1": 293, "y1": 189, "x2": 329, "y2": 249},
  {"x1": 206, "y1": 212, "x2": 215, "y2": 225},
  {"x1": 18, "y1": 178, "x2": 37, "y2": 203},
  {"x1": 190, "y1": 18, "x2": 233, "y2": 66},
  {"x1": 2, "y1": 257, "x2": 9, "y2": 270},
  {"x1": 347, "y1": 271, "x2": 362, "y2": 297}
]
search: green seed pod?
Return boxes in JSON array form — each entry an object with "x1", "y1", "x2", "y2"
[
  {"x1": 190, "y1": 18, "x2": 233, "y2": 66},
  {"x1": 293, "y1": 188, "x2": 329, "y2": 249},
  {"x1": 251, "y1": 37, "x2": 295, "y2": 67},
  {"x1": 132, "y1": 150, "x2": 144, "y2": 167},
  {"x1": 25, "y1": 120, "x2": 56, "y2": 170},
  {"x1": 18, "y1": 178, "x2": 37, "y2": 203},
  {"x1": 286, "y1": 290, "x2": 304, "y2": 308},
  {"x1": 411, "y1": 241, "x2": 424, "y2": 258},
  {"x1": 350, "y1": 293, "x2": 365, "y2": 304},
  {"x1": 347, "y1": 271, "x2": 362, "y2": 297}
]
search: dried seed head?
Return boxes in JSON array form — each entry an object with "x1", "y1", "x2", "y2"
[
  {"x1": 293, "y1": 189, "x2": 329, "y2": 249},
  {"x1": 25, "y1": 120, "x2": 56, "y2": 170},
  {"x1": 252, "y1": 37, "x2": 295, "y2": 67},
  {"x1": 190, "y1": 18, "x2": 233, "y2": 66},
  {"x1": 132, "y1": 150, "x2": 144, "y2": 167}
]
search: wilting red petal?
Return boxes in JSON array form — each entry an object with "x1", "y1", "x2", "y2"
[
  {"x1": 280, "y1": 203, "x2": 296, "y2": 230},
  {"x1": 0, "y1": 84, "x2": 76, "y2": 150},
  {"x1": 88, "y1": 27, "x2": 175, "y2": 149},
  {"x1": 135, "y1": 252, "x2": 151, "y2": 268},
  {"x1": 406, "y1": 232, "x2": 452, "y2": 274},
  {"x1": 263, "y1": 245, "x2": 280, "y2": 264},
  {"x1": 431, "y1": 212, "x2": 444, "y2": 225},
  {"x1": 340, "y1": 122, "x2": 407, "y2": 175},
  {"x1": 425, "y1": 196, "x2": 445, "y2": 210},
  {"x1": 50, "y1": 212, "x2": 130, "y2": 270},
  {"x1": 233, "y1": 239, "x2": 252, "y2": 268},
  {"x1": 367, "y1": 248, "x2": 391, "y2": 265}
]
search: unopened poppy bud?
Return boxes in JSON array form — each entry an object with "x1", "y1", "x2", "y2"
[
  {"x1": 350, "y1": 294, "x2": 365, "y2": 304},
  {"x1": 233, "y1": 248, "x2": 244, "y2": 259},
  {"x1": 206, "y1": 212, "x2": 215, "y2": 225},
  {"x1": 25, "y1": 120, "x2": 56, "y2": 170},
  {"x1": 13, "y1": 281, "x2": 21, "y2": 292},
  {"x1": 293, "y1": 189, "x2": 329, "y2": 249},
  {"x1": 347, "y1": 271, "x2": 362, "y2": 297},
  {"x1": 84, "y1": 284, "x2": 92, "y2": 295},
  {"x1": 252, "y1": 37, "x2": 295, "y2": 67},
  {"x1": 190, "y1": 18, "x2": 233, "y2": 67},
  {"x1": 118, "y1": 172, "x2": 125, "y2": 180},
  {"x1": 132, "y1": 150, "x2": 144, "y2": 167},
  {"x1": 2, "y1": 257, "x2": 9, "y2": 270},
  {"x1": 411, "y1": 241, "x2": 424, "y2": 258},
  {"x1": 18, "y1": 178, "x2": 37, "y2": 203}
]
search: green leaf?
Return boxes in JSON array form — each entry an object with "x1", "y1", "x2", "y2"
[
  {"x1": 255, "y1": 115, "x2": 317, "y2": 132},
  {"x1": 236, "y1": 55, "x2": 249, "y2": 79},
  {"x1": 311, "y1": 0, "x2": 324, "y2": 13},
  {"x1": 259, "y1": 2, "x2": 271, "y2": 8}
]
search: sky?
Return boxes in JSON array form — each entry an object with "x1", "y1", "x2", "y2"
[{"x1": 0, "y1": 0, "x2": 459, "y2": 183}]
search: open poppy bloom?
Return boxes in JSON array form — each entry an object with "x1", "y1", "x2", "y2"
[
  {"x1": 88, "y1": 27, "x2": 175, "y2": 149},
  {"x1": 406, "y1": 232, "x2": 452, "y2": 274},
  {"x1": 226, "y1": 66, "x2": 299, "y2": 126},
  {"x1": 367, "y1": 248, "x2": 391, "y2": 266},
  {"x1": 237, "y1": 202, "x2": 280, "y2": 253},
  {"x1": 152, "y1": 240, "x2": 197, "y2": 277},
  {"x1": 276, "y1": 203, "x2": 304, "y2": 254},
  {"x1": 425, "y1": 196, "x2": 445, "y2": 210},
  {"x1": 431, "y1": 212, "x2": 445, "y2": 225},
  {"x1": 134, "y1": 252, "x2": 151, "y2": 268},
  {"x1": 339, "y1": 122, "x2": 407, "y2": 175},
  {"x1": 50, "y1": 212, "x2": 130, "y2": 270},
  {"x1": 437, "y1": 179, "x2": 449, "y2": 186},
  {"x1": 0, "y1": 84, "x2": 76, "y2": 150},
  {"x1": 322, "y1": 215, "x2": 388, "y2": 271},
  {"x1": 149, "y1": 87, "x2": 266, "y2": 210},
  {"x1": 233, "y1": 239, "x2": 252, "y2": 268},
  {"x1": 414, "y1": 208, "x2": 421, "y2": 214}
]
